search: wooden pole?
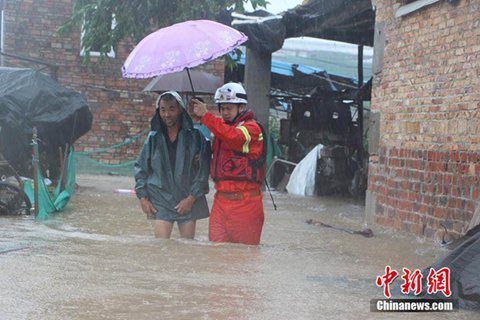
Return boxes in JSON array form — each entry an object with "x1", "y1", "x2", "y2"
[
  {"x1": 244, "y1": 47, "x2": 272, "y2": 131},
  {"x1": 32, "y1": 127, "x2": 39, "y2": 217},
  {"x1": 60, "y1": 144, "x2": 69, "y2": 191},
  {"x1": 357, "y1": 45, "x2": 364, "y2": 163}
]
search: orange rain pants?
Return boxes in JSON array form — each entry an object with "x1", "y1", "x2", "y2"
[{"x1": 209, "y1": 191, "x2": 264, "y2": 245}]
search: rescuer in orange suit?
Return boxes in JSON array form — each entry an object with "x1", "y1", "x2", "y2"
[{"x1": 191, "y1": 82, "x2": 266, "y2": 245}]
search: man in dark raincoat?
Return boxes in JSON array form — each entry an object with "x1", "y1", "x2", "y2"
[{"x1": 134, "y1": 91, "x2": 211, "y2": 239}]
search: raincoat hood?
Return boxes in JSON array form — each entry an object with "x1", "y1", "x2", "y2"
[{"x1": 157, "y1": 90, "x2": 186, "y2": 109}]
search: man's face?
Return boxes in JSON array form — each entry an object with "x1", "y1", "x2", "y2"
[
  {"x1": 220, "y1": 103, "x2": 245, "y2": 123},
  {"x1": 159, "y1": 98, "x2": 182, "y2": 128}
]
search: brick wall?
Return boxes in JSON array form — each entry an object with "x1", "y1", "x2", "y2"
[
  {"x1": 2, "y1": 0, "x2": 224, "y2": 164},
  {"x1": 369, "y1": 0, "x2": 480, "y2": 238}
]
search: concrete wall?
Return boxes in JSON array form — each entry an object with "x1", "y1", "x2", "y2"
[
  {"x1": 368, "y1": 0, "x2": 480, "y2": 239},
  {"x1": 2, "y1": 0, "x2": 224, "y2": 164}
]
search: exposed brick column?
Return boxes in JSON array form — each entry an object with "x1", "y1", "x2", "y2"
[{"x1": 369, "y1": 0, "x2": 480, "y2": 238}]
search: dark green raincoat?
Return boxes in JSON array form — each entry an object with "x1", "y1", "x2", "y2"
[{"x1": 134, "y1": 110, "x2": 211, "y2": 222}]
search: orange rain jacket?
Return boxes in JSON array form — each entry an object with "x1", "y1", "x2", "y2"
[{"x1": 200, "y1": 111, "x2": 264, "y2": 192}]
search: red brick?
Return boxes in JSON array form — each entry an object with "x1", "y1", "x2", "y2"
[{"x1": 434, "y1": 207, "x2": 447, "y2": 219}]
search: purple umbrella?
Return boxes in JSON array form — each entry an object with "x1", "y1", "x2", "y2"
[{"x1": 122, "y1": 20, "x2": 247, "y2": 94}]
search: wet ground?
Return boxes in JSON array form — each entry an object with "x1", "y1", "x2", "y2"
[{"x1": 0, "y1": 174, "x2": 476, "y2": 319}]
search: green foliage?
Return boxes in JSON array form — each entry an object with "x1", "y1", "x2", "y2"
[
  {"x1": 58, "y1": 0, "x2": 267, "y2": 62},
  {"x1": 225, "y1": 48, "x2": 244, "y2": 72},
  {"x1": 268, "y1": 114, "x2": 280, "y2": 138}
]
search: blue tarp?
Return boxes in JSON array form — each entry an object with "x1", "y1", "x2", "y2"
[
  {"x1": 232, "y1": 52, "x2": 364, "y2": 94},
  {"x1": 235, "y1": 53, "x2": 326, "y2": 77}
]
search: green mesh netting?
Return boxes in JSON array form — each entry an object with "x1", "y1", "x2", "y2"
[
  {"x1": 23, "y1": 147, "x2": 76, "y2": 220},
  {"x1": 75, "y1": 129, "x2": 149, "y2": 176},
  {"x1": 76, "y1": 127, "x2": 280, "y2": 179},
  {"x1": 264, "y1": 129, "x2": 284, "y2": 186}
]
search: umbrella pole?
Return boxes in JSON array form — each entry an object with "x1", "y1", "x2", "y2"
[{"x1": 186, "y1": 68, "x2": 196, "y2": 97}]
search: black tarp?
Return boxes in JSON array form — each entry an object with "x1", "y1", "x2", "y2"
[
  {"x1": 391, "y1": 226, "x2": 480, "y2": 310},
  {"x1": 224, "y1": 0, "x2": 375, "y2": 52},
  {"x1": 235, "y1": 10, "x2": 286, "y2": 54},
  {"x1": 282, "y1": 0, "x2": 375, "y2": 46},
  {"x1": 425, "y1": 227, "x2": 480, "y2": 310},
  {"x1": 0, "y1": 67, "x2": 92, "y2": 176},
  {"x1": 218, "y1": 9, "x2": 286, "y2": 54}
]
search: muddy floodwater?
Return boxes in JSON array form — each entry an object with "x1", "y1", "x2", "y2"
[{"x1": 0, "y1": 175, "x2": 476, "y2": 319}]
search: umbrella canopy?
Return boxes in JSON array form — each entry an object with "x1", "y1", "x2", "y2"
[
  {"x1": 143, "y1": 69, "x2": 222, "y2": 94},
  {"x1": 122, "y1": 20, "x2": 248, "y2": 79}
]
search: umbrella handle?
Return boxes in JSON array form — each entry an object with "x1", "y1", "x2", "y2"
[{"x1": 186, "y1": 68, "x2": 196, "y2": 96}]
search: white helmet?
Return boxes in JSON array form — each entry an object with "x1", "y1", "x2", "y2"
[{"x1": 214, "y1": 82, "x2": 248, "y2": 104}]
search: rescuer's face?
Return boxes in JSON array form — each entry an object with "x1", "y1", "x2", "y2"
[{"x1": 220, "y1": 103, "x2": 245, "y2": 123}]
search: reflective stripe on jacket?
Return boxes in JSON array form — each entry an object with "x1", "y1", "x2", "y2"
[{"x1": 201, "y1": 111, "x2": 265, "y2": 192}]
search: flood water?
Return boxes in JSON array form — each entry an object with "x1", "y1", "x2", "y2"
[{"x1": 0, "y1": 175, "x2": 476, "y2": 319}]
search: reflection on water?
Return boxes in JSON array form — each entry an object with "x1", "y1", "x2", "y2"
[{"x1": 0, "y1": 175, "x2": 475, "y2": 319}]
